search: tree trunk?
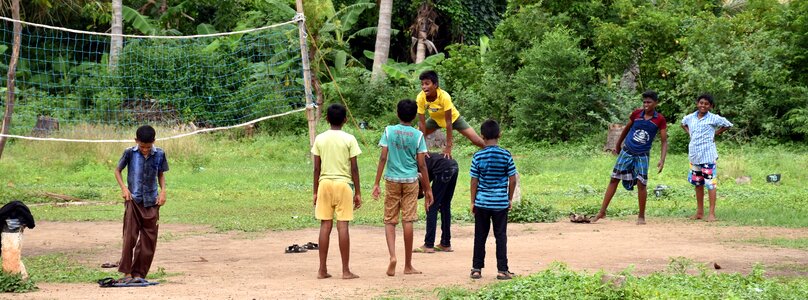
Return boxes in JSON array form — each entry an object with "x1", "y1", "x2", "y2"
[
  {"x1": 0, "y1": 0, "x2": 22, "y2": 160},
  {"x1": 415, "y1": 29, "x2": 426, "y2": 63},
  {"x1": 371, "y1": 0, "x2": 393, "y2": 81},
  {"x1": 110, "y1": 0, "x2": 123, "y2": 71}
]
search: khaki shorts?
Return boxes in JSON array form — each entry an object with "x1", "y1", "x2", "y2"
[
  {"x1": 425, "y1": 116, "x2": 471, "y2": 131},
  {"x1": 315, "y1": 179, "x2": 354, "y2": 221},
  {"x1": 384, "y1": 180, "x2": 419, "y2": 224}
]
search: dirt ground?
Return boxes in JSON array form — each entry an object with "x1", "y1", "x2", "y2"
[{"x1": 7, "y1": 219, "x2": 808, "y2": 299}]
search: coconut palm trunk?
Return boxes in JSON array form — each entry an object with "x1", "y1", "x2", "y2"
[
  {"x1": 371, "y1": 0, "x2": 393, "y2": 81},
  {"x1": 110, "y1": 0, "x2": 123, "y2": 71}
]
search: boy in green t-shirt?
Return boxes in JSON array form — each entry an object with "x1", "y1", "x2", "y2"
[{"x1": 372, "y1": 99, "x2": 434, "y2": 276}]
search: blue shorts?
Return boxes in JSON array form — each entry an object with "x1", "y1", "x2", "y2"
[
  {"x1": 610, "y1": 150, "x2": 649, "y2": 190},
  {"x1": 688, "y1": 163, "x2": 717, "y2": 190}
]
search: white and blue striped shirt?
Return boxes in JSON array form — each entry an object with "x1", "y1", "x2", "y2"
[{"x1": 681, "y1": 111, "x2": 733, "y2": 164}]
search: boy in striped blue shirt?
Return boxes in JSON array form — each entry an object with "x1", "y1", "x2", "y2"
[
  {"x1": 681, "y1": 94, "x2": 732, "y2": 222},
  {"x1": 469, "y1": 119, "x2": 517, "y2": 280}
]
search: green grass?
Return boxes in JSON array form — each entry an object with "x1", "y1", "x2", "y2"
[
  {"x1": 0, "y1": 128, "x2": 806, "y2": 231},
  {"x1": 23, "y1": 253, "x2": 175, "y2": 283},
  {"x1": 744, "y1": 237, "x2": 808, "y2": 251},
  {"x1": 438, "y1": 262, "x2": 808, "y2": 299}
]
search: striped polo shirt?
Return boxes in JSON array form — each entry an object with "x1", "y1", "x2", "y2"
[
  {"x1": 681, "y1": 111, "x2": 733, "y2": 164},
  {"x1": 470, "y1": 145, "x2": 517, "y2": 210}
]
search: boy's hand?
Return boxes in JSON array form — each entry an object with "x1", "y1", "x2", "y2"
[
  {"x1": 121, "y1": 189, "x2": 132, "y2": 201},
  {"x1": 312, "y1": 194, "x2": 318, "y2": 207},
  {"x1": 424, "y1": 191, "x2": 434, "y2": 212},
  {"x1": 157, "y1": 191, "x2": 166, "y2": 206},
  {"x1": 442, "y1": 146, "x2": 452, "y2": 159},
  {"x1": 657, "y1": 160, "x2": 665, "y2": 173},
  {"x1": 354, "y1": 194, "x2": 362, "y2": 210},
  {"x1": 470, "y1": 204, "x2": 476, "y2": 215},
  {"x1": 372, "y1": 184, "x2": 381, "y2": 199},
  {"x1": 508, "y1": 200, "x2": 513, "y2": 211},
  {"x1": 612, "y1": 145, "x2": 621, "y2": 155}
]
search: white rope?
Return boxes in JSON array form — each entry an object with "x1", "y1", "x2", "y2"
[
  {"x1": 0, "y1": 108, "x2": 306, "y2": 143},
  {"x1": 0, "y1": 16, "x2": 299, "y2": 39}
]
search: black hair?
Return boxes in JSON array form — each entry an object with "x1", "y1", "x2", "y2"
[
  {"x1": 641, "y1": 90, "x2": 659, "y2": 102},
  {"x1": 136, "y1": 125, "x2": 156, "y2": 143},
  {"x1": 480, "y1": 119, "x2": 500, "y2": 140},
  {"x1": 326, "y1": 103, "x2": 347, "y2": 126},
  {"x1": 397, "y1": 99, "x2": 418, "y2": 122},
  {"x1": 419, "y1": 70, "x2": 439, "y2": 85},
  {"x1": 696, "y1": 93, "x2": 714, "y2": 106}
]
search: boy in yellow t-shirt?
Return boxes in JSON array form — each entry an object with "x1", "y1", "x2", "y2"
[
  {"x1": 417, "y1": 70, "x2": 485, "y2": 159},
  {"x1": 311, "y1": 103, "x2": 362, "y2": 280}
]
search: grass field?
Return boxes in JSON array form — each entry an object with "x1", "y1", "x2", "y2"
[
  {"x1": 0, "y1": 126, "x2": 806, "y2": 295},
  {"x1": 1, "y1": 127, "x2": 806, "y2": 230}
]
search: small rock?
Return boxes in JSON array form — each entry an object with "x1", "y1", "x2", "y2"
[
  {"x1": 735, "y1": 176, "x2": 751, "y2": 185},
  {"x1": 714, "y1": 262, "x2": 722, "y2": 270},
  {"x1": 601, "y1": 274, "x2": 626, "y2": 288}
]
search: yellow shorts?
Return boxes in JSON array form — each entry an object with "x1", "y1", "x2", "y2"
[
  {"x1": 315, "y1": 179, "x2": 354, "y2": 221},
  {"x1": 384, "y1": 180, "x2": 419, "y2": 224}
]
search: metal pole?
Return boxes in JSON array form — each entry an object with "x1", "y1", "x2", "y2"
[{"x1": 295, "y1": 0, "x2": 316, "y2": 147}]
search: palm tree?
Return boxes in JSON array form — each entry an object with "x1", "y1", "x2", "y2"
[
  {"x1": 410, "y1": 2, "x2": 438, "y2": 63},
  {"x1": 371, "y1": 0, "x2": 393, "y2": 80},
  {"x1": 109, "y1": 0, "x2": 123, "y2": 70}
]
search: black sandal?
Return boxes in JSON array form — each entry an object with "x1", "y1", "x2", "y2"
[
  {"x1": 302, "y1": 242, "x2": 319, "y2": 250},
  {"x1": 285, "y1": 244, "x2": 308, "y2": 253},
  {"x1": 497, "y1": 271, "x2": 515, "y2": 280},
  {"x1": 470, "y1": 268, "x2": 482, "y2": 279}
]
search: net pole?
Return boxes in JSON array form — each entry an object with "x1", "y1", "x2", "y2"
[
  {"x1": 295, "y1": 0, "x2": 317, "y2": 147},
  {"x1": 0, "y1": 0, "x2": 22, "y2": 160}
]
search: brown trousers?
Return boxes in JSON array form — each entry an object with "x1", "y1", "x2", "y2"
[{"x1": 118, "y1": 200, "x2": 159, "y2": 278}]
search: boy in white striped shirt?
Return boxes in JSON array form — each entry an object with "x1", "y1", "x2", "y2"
[{"x1": 681, "y1": 94, "x2": 733, "y2": 222}]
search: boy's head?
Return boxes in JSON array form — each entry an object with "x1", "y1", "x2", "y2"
[
  {"x1": 326, "y1": 103, "x2": 348, "y2": 126},
  {"x1": 135, "y1": 125, "x2": 156, "y2": 156},
  {"x1": 480, "y1": 119, "x2": 501, "y2": 141},
  {"x1": 397, "y1": 99, "x2": 418, "y2": 123},
  {"x1": 641, "y1": 90, "x2": 659, "y2": 112},
  {"x1": 419, "y1": 70, "x2": 439, "y2": 98},
  {"x1": 695, "y1": 93, "x2": 714, "y2": 114}
]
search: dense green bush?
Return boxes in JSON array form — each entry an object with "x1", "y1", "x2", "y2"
[
  {"x1": 512, "y1": 27, "x2": 600, "y2": 142},
  {"x1": 320, "y1": 67, "x2": 415, "y2": 125}
]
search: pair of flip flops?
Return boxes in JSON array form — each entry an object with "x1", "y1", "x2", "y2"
[
  {"x1": 285, "y1": 242, "x2": 318, "y2": 253},
  {"x1": 98, "y1": 277, "x2": 159, "y2": 288}
]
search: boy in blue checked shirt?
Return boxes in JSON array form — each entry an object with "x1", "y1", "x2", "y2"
[
  {"x1": 592, "y1": 90, "x2": 668, "y2": 225},
  {"x1": 469, "y1": 119, "x2": 517, "y2": 280},
  {"x1": 113, "y1": 125, "x2": 168, "y2": 285},
  {"x1": 681, "y1": 94, "x2": 732, "y2": 222}
]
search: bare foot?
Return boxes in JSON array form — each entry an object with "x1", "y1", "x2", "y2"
[
  {"x1": 317, "y1": 272, "x2": 332, "y2": 279},
  {"x1": 403, "y1": 266, "x2": 422, "y2": 275},
  {"x1": 690, "y1": 214, "x2": 703, "y2": 220},
  {"x1": 705, "y1": 215, "x2": 717, "y2": 222},
  {"x1": 636, "y1": 218, "x2": 646, "y2": 225},
  {"x1": 590, "y1": 213, "x2": 606, "y2": 223},
  {"x1": 342, "y1": 272, "x2": 359, "y2": 279},
  {"x1": 386, "y1": 258, "x2": 397, "y2": 276}
]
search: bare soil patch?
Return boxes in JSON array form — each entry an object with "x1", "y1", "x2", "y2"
[{"x1": 8, "y1": 219, "x2": 808, "y2": 299}]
